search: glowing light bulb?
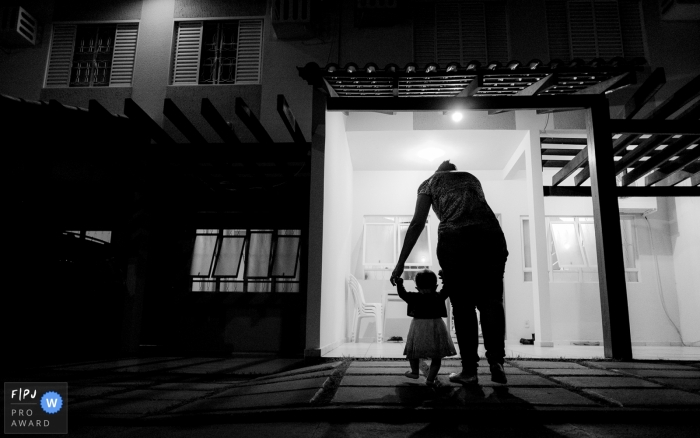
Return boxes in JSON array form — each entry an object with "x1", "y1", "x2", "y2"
[{"x1": 451, "y1": 111, "x2": 463, "y2": 122}]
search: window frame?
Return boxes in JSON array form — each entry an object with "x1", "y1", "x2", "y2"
[
  {"x1": 45, "y1": 20, "x2": 139, "y2": 88},
  {"x1": 519, "y1": 215, "x2": 640, "y2": 283},
  {"x1": 362, "y1": 215, "x2": 433, "y2": 274},
  {"x1": 189, "y1": 228, "x2": 302, "y2": 293},
  {"x1": 171, "y1": 17, "x2": 264, "y2": 86}
]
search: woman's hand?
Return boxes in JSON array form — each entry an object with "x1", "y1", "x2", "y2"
[{"x1": 390, "y1": 263, "x2": 405, "y2": 286}]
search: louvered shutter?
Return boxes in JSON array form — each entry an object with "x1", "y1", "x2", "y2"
[
  {"x1": 545, "y1": 0, "x2": 571, "y2": 61},
  {"x1": 45, "y1": 24, "x2": 76, "y2": 87},
  {"x1": 172, "y1": 21, "x2": 203, "y2": 85},
  {"x1": 413, "y1": 2, "x2": 436, "y2": 65},
  {"x1": 568, "y1": 1, "x2": 623, "y2": 59},
  {"x1": 413, "y1": 1, "x2": 505, "y2": 66},
  {"x1": 110, "y1": 23, "x2": 139, "y2": 86},
  {"x1": 592, "y1": 1, "x2": 623, "y2": 58},
  {"x1": 459, "y1": 2, "x2": 488, "y2": 63},
  {"x1": 235, "y1": 20, "x2": 263, "y2": 84},
  {"x1": 484, "y1": 1, "x2": 508, "y2": 62},
  {"x1": 618, "y1": 0, "x2": 645, "y2": 58}
]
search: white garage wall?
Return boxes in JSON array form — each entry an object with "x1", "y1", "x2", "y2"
[{"x1": 319, "y1": 111, "x2": 354, "y2": 352}]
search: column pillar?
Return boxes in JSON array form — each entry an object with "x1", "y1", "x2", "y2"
[{"x1": 517, "y1": 110, "x2": 553, "y2": 347}]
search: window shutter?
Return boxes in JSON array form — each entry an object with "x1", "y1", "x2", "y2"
[
  {"x1": 235, "y1": 20, "x2": 263, "y2": 84},
  {"x1": 618, "y1": 0, "x2": 645, "y2": 58},
  {"x1": 413, "y1": 2, "x2": 436, "y2": 65},
  {"x1": 413, "y1": 1, "x2": 506, "y2": 66},
  {"x1": 484, "y1": 1, "x2": 508, "y2": 62},
  {"x1": 110, "y1": 23, "x2": 139, "y2": 87},
  {"x1": 172, "y1": 21, "x2": 203, "y2": 85},
  {"x1": 545, "y1": 0, "x2": 571, "y2": 61},
  {"x1": 568, "y1": 1, "x2": 623, "y2": 59},
  {"x1": 45, "y1": 24, "x2": 76, "y2": 87},
  {"x1": 591, "y1": 1, "x2": 623, "y2": 59}
]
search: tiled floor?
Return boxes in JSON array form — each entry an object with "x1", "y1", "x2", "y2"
[{"x1": 324, "y1": 342, "x2": 700, "y2": 361}]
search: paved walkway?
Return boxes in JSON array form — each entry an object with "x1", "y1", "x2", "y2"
[{"x1": 10, "y1": 356, "x2": 700, "y2": 434}]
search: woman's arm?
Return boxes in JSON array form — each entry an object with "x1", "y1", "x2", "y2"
[{"x1": 390, "y1": 194, "x2": 431, "y2": 285}]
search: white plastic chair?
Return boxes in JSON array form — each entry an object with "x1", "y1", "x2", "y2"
[{"x1": 347, "y1": 274, "x2": 383, "y2": 343}]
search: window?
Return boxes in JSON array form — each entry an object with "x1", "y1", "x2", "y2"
[
  {"x1": 190, "y1": 229, "x2": 301, "y2": 293},
  {"x1": 413, "y1": 1, "x2": 509, "y2": 66},
  {"x1": 45, "y1": 23, "x2": 139, "y2": 88},
  {"x1": 65, "y1": 230, "x2": 112, "y2": 244},
  {"x1": 520, "y1": 216, "x2": 639, "y2": 283},
  {"x1": 545, "y1": 0, "x2": 646, "y2": 61},
  {"x1": 172, "y1": 20, "x2": 263, "y2": 85},
  {"x1": 363, "y1": 216, "x2": 432, "y2": 280}
]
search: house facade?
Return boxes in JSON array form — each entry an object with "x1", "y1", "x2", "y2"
[{"x1": 2, "y1": 0, "x2": 698, "y2": 362}]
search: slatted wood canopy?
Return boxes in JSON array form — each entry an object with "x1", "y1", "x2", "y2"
[
  {"x1": 299, "y1": 60, "x2": 700, "y2": 196},
  {"x1": 299, "y1": 58, "x2": 699, "y2": 362}
]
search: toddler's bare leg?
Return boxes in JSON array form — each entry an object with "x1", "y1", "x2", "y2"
[{"x1": 427, "y1": 357, "x2": 441, "y2": 382}]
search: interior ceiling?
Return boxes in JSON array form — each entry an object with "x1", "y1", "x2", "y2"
[{"x1": 346, "y1": 112, "x2": 526, "y2": 171}]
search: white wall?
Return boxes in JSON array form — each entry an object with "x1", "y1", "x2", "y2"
[
  {"x1": 544, "y1": 196, "x2": 686, "y2": 345},
  {"x1": 350, "y1": 170, "x2": 534, "y2": 343},
  {"x1": 318, "y1": 111, "x2": 354, "y2": 352},
  {"x1": 667, "y1": 197, "x2": 700, "y2": 345}
]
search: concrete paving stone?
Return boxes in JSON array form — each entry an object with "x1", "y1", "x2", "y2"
[
  {"x1": 340, "y1": 375, "x2": 431, "y2": 387},
  {"x1": 531, "y1": 368, "x2": 619, "y2": 376},
  {"x1": 551, "y1": 376, "x2": 662, "y2": 388},
  {"x1": 346, "y1": 367, "x2": 411, "y2": 375},
  {"x1": 512, "y1": 361, "x2": 587, "y2": 369},
  {"x1": 504, "y1": 387, "x2": 598, "y2": 406},
  {"x1": 172, "y1": 388, "x2": 319, "y2": 411},
  {"x1": 106, "y1": 389, "x2": 207, "y2": 400},
  {"x1": 617, "y1": 369, "x2": 700, "y2": 378},
  {"x1": 70, "y1": 399, "x2": 181, "y2": 415},
  {"x1": 585, "y1": 361, "x2": 698, "y2": 370},
  {"x1": 151, "y1": 382, "x2": 233, "y2": 391},
  {"x1": 117, "y1": 358, "x2": 220, "y2": 373},
  {"x1": 649, "y1": 378, "x2": 700, "y2": 391},
  {"x1": 587, "y1": 388, "x2": 700, "y2": 406},
  {"x1": 225, "y1": 358, "x2": 304, "y2": 375},
  {"x1": 440, "y1": 374, "x2": 557, "y2": 387},
  {"x1": 56, "y1": 357, "x2": 181, "y2": 372},
  {"x1": 254, "y1": 361, "x2": 342, "y2": 380},
  {"x1": 332, "y1": 386, "x2": 435, "y2": 405},
  {"x1": 440, "y1": 366, "x2": 530, "y2": 375},
  {"x1": 238, "y1": 370, "x2": 332, "y2": 386},
  {"x1": 69, "y1": 386, "x2": 127, "y2": 398},
  {"x1": 170, "y1": 358, "x2": 262, "y2": 374},
  {"x1": 348, "y1": 360, "x2": 506, "y2": 368},
  {"x1": 213, "y1": 377, "x2": 327, "y2": 397}
]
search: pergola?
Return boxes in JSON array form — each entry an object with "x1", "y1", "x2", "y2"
[{"x1": 299, "y1": 59, "x2": 699, "y2": 360}]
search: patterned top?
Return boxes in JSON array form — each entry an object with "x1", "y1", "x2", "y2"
[{"x1": 417, "y1": 171, "x2": 501, "y2": 234}]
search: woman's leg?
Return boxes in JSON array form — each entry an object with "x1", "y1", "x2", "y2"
[
  {"x1": 449, "y1": 294, "x2": 480, "y2": 375},
  {"x1": 409, "y1": 358, "x2": 420, "y2": 374},
  {"x1": 427, "y1": 357, "x2": 442, "y2": 382}
]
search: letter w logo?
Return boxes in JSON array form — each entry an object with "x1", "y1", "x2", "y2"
[{"x1": 46, "y1": 399, "x2": 58, "y2": 408}]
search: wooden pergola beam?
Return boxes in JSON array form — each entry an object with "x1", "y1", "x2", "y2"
[
  {"x1": 586, "y1": 102, "x2": 633, "y2": 360},
  {"x1": 543, "y1": 186, "x2": 700, "y2": 197},
  {"x1": 654, "y1": 169, "x2": 700, "y2": 187},
  {"x1": 574, "y1": 72, "x2": 634, "y2": 95},
  {"x1": 456, "y1": 76, "x2": 483, "y2": 97},
  {"x1": 614, "y1": 135, "x2": 671, "y2": 174},
  {"x1": 642, "y1": 73, "x2": 700, "y2": 120},
  {"x1": 163, "y1": 98, "x2": 208, "y2": 144},
  {"x1": 515, "y1": 74, "x2": 556, "y2": 96},
  {"x1": 645, "y1": 147, "x2": 700, "y2": 186},
  {"x1": 124, "y1": 98, "x2": 175, "y2": 144},
  {"x1": 235, "y1": 97, "x2": 274, "y2": 144},
  {"x1": 201, "y1": 98, "x2": 241, "y2": 145},
  {"x1": 614, "y1": 67, "x2": 666, "y2": 120},
  {"x1": 552, "y1": 147, "x2": 588, "y2": 186},
  {"x1": 620, "y1": 135, "x2": 699, "y2": 186},
  {"x1": 609, "y1": 120, "x2": 700, "y2": 135},
  {"x1": 277, "y1": 94, "x2": 306, "y2": 143}
]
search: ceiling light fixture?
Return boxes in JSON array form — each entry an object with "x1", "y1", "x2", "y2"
[
  {"x1": 416, "y1": 147, "x2": 445, "y2": 162},
  {"x1": 451, "y1": 111, "x2": 463, "y2": 122}
]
